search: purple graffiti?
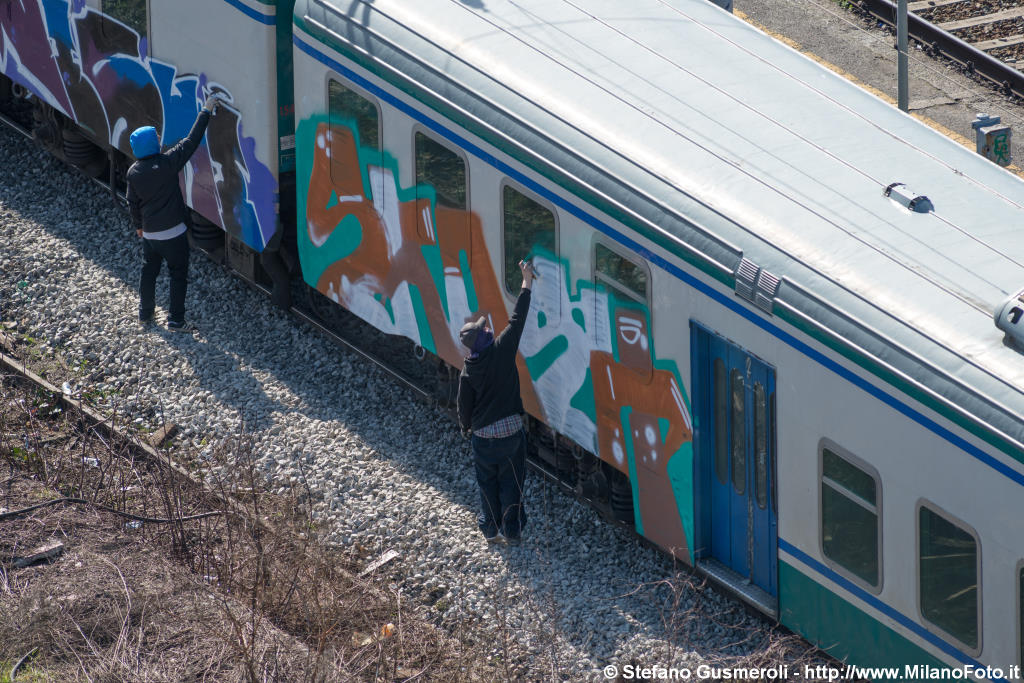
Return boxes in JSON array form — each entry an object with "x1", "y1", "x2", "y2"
[
  {"x1": 0, "y1": 0, "x2": 276, "y2": 250},
  {"x1": 0, "y1": 1, "x2": 74, "y2": 116}
]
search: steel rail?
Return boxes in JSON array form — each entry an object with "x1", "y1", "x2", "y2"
[
  {"x1": 233, "y1": 276, "x2": 434, "y2": 401},
  {"x1": 0, "y1": 346, "x2": 218, "y2": 505},
  {"x1": 857, "y1": 0, "x2": 1024, "y2": 98},
  {"x1": 0, "y1": 341, "x2": 396, "y2": 608},
  {"x1": 289, "y1": 306, "x2": 434, "y2": 401},
  {"x1": 0, "y1": 112, "x2": 33, "y2": 139}
]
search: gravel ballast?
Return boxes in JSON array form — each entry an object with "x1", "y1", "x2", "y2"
[{"x1": 0, "y1": 125, "x2": 811, "y2": 679}]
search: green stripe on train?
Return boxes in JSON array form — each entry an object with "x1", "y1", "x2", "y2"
[
  {"x1": 779, "y1": 561, "x2": 945, "y2": 680},
  {"x1": 276, "y1": 0, "x2": 297, "y2": 174}
]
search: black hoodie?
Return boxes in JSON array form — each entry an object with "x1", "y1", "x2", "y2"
[
  {"x1": 126, "y1": 110, "x2": 211, "y2": 235},
  {"x1": 457, "y1": 288, "x2": 532, "y2": 433}
]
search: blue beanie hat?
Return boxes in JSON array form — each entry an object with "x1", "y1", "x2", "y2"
[{"x1": 129, "y1": 126, "x2": 159, "y2": 158}]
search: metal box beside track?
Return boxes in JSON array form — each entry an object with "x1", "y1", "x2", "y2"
[{"x1": 227, "y1": 234, "x2": 256, "y2": 282}]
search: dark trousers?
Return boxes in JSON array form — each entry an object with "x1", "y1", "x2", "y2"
[
  {"x1": 472, "y1": 429, "x2": 527, "y2": 538},
  {"x1": 139, "y1": 233, "x2": 189, "y2": 324}
]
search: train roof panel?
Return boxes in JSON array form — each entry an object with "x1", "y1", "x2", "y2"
[{"x1": 299, "y1": 0, "x2": 1024, "y2": 443}]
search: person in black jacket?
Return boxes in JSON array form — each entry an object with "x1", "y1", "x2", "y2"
[
  {"x1": 457, "y1": 260, "x2": 535, "y2": 545},
  {"x1": 127, "y1": 95, "x2": 220, "y2": 331}
]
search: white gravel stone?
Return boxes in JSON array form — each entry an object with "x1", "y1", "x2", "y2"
[{"x1": 0, "y1": 124, "x2": 811, "y2": 679}]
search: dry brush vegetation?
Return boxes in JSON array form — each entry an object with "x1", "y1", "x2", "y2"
[
  {"x1": 0, "y1": 367, "x2": 494, "y2": 682},
  {"x1": 0, "y1": 332, "x2": 828, "y2": 682}
]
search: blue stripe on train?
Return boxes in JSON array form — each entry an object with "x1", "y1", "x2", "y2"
[
  {"x1": 292, "y1": 31, "x2": 1024, "y2": 492},
  {"x1": 222, "y1": 0, "x2": 276, "y2": 25}
]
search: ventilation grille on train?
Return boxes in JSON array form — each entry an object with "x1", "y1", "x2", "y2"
[{"x1": 734, "y1": 258, "x2": 781, "y2": 314}]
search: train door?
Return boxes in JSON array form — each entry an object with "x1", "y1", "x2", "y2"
[{"x1": 691, "y1": 323, "x2": 777, "y2": 596}]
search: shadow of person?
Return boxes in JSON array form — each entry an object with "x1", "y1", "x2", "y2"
[{"x1": 154, "y1": 326, "x2": 283, "y2": 433}]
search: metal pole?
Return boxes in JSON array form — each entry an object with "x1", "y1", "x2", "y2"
[{"x1": 897, "y1": 0, "x2": 909, "y2": 111}]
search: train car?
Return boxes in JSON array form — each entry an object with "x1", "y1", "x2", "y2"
[
  {"x1": 0, "y1": 0, "x2": 293, "y2": 261},
  {"x1": 3, "y1": 0, "x2": 1023, "y2": 675},
  {"x1": 291, "y1": 0, "x2": 1024, "y2": 677}
]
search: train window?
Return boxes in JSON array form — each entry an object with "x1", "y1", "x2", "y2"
[
  {"x1": 730, "y1": 369, "x2": 745, "y2": 494},
  {"x1": 502, "y1": 184, "x2": 556, "y2": 295},
  {"x1": 821, "y1": 445, "x2": 880, "y2": 590},
  {"x1": 102, "y1": 0, "x2": 148, "y2": 41},
  {"x1": 713, "y1": 358, "x2": 728, "y2": 486},
  {"x1": 328, "y1": 79, "x2": 380, "y2": 163},
  {"x1": 918, "y1": 504, "x2": 979, "y2": 651},
  {"x1": 754, "y1": 382, "x2": 767, "y2": 509},
  {"x1": 415, "y1": 132, "x2": 466, "y2": 210},
  {"x1": 595, "y1": 243, "x2": 648, "y2": 303}
]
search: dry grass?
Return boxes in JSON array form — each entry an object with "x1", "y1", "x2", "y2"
[
  {"x1": 0, "y1": 370, "x2": 494, "y2": 682},
  {"x1": 607, "y1": 569, "x2": 834, "y2": 682}
]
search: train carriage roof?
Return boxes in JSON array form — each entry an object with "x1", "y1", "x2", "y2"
[{"x1": 296, "y1": 0, "x2": 1024, "y2": 451}]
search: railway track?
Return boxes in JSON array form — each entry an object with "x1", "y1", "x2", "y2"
[{"x1": 857, "y1": 0, "x2": 1024, "y2": 98}]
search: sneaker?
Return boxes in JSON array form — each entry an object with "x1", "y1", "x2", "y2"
[
  {"x1": 166, "y1": 320, "x2": 195, "y2": 333},
  {"x1": 502, "y1": 535, "x2": 521, "y2": 546},
  {"x1": 484, "y1": 532, "x2": 504, "y2": 545},
  {"x1": 138, "y1": 315, "x2": 154, "y2": 327}
]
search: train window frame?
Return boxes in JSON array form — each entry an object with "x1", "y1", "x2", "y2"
[
  {"x1": 325, "y1": 74, "x2": 382, "y2": 186},
  {"x1": 412, "y1": 126, "x2": 469, "y2": 212},
  {"x1": 592, "y1": 239, "x2": 652, "y2": 309},
  {"x1": 499, "y1": 179, "x2": 558, "y2": 300},
  {"x1": 817, "y1": 439, "x2": 883, "y2": 594},
  {"x1": 592, "y1": 237, "x2": 655, "y2": 382},
  {"x1": 915, "y1": 499, "x2": 982, "y2": 656},
  {"x1": 753, "y1": 382, "x2": 767, "y2": 510},
  {"x1": 713, "y1": 357, "x2": 728, "y2": 487},
  {"x1": 729, "y1": 368, "x2": 745, "y2": 495},
  {"x1": 101, "y1": 0, "x2": 150, "y2": 47}
]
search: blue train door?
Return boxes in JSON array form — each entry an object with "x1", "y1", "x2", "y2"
[{"x1": 691, "y1": 324, "x2": 777, "y2": 597}]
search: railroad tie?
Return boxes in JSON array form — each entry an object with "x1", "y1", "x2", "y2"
[{"x1": 936, "y1": 6, "x2": 1024, "y2": 32}]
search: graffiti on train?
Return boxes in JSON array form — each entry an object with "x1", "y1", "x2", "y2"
[
  {"x1": 0, "y1": 0, "x2": 275, "y2": 250},
  {"x1": 296, "y1": 117, "x2": 695, "y2": 560}
]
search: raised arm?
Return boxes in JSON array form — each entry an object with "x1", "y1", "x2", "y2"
[
  {"x1": 494, "y1": 260, "x2": 534, "y2": 353},
  {"x1": 166, "y1": 96, "x2": 219, "y2": 171}
]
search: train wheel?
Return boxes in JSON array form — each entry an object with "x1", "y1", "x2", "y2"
[
  {"x1": 305, "y1": 285, "x2": 351, "y2": 332},
  {"x1": 190, "y1": 212, "x2": 224, "y2": 255},
  {"x1": 609, "y1": 469, "x2": 635, "y2": 525},
  {"x1": 61, "y1": 128, "x2": 106, "y2": 177}
]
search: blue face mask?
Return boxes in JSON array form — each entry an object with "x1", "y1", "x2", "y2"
[
  {"x1": 129, "y1": 126, "x2": 160, "y2": 158},
  {"x1": 469, "y1": 328, "x2": 493, "y2": 359}
]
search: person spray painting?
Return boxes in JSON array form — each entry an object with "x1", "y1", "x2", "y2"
[
  {"x1": 127, "y1": 94, "x2": 221, "y2": 331},
  {"x1": 457, "y1": 259, "x2": 537, "y2": 545}
]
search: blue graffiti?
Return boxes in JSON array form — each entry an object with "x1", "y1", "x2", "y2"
[{"x1": 1, "y1": 0, "x2": 277, "y2": 250}]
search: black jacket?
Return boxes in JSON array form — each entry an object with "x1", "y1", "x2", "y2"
[
  {"x1": 127, "y1": 110, "x2": 211, "y2": 234},
  {"x1": 458, "y1": 288, "x2": 531, "y2": 432}
]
